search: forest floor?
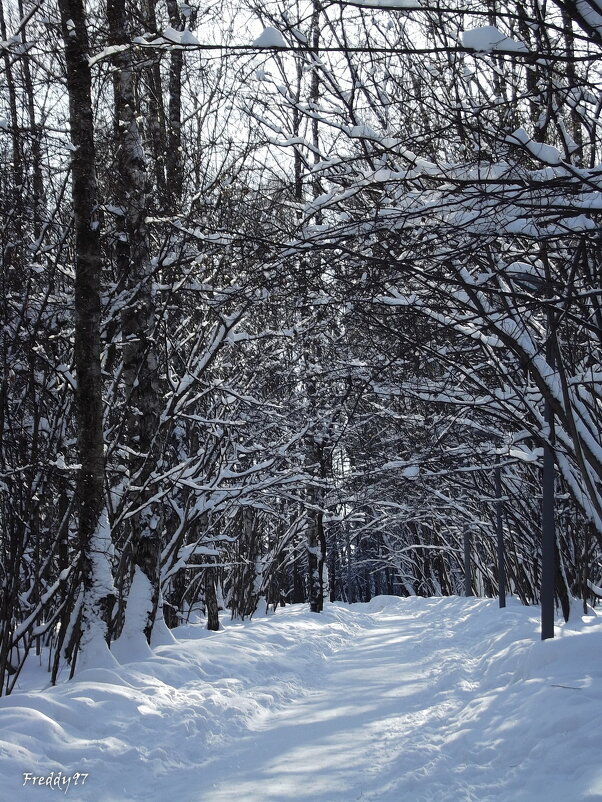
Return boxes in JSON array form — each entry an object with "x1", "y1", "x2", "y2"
[{"x1": 1, "y1": 595, "x2": 601, "y2": 801}]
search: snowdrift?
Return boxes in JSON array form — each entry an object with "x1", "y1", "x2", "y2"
[{"x1": 1, "y1": 596, "x2": 600, "y2": 800}]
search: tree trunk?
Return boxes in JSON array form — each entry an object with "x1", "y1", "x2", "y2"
[
  {"x1": 108, "y1": 0, "x2": 162, "y2": 644},
  {"x1": 205, "y1": 568, "x2": 220, "y2": 631},
  {"x1": 58, "y1": 0, "x2": 116, "y2": 669},
  {"x1": 166, "y1": 0, "x2": 185, "y2": 210}
]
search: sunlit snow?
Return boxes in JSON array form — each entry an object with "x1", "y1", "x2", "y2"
[
  {"x1": 1, "y1": 597, "x2": 601, "y2": 800},
  {"x1": 461, "y1": 27, "x2": 529, "y2": 53},
  {"x1": 252, "y1": 28, "x2": 287, "y2": 48}
]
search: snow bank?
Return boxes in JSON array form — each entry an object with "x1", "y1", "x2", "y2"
[{"x1": 0, "y1": 597, "x2": 600, "y2": 800}]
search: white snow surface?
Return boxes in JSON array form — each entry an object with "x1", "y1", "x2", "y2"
[
  {"x1": 461, "y1": 26, "x2": 529, "y2": 53},
  {"x1": 252, "y1": 27, "x2": 287, "y2": 48},
  {"x1": 577, "y1": 0, "x2": 602, "y2": 34},
  {"x1": 2, "y1": 596, "x2": 601, "y2": 800},
  {"x1": 505, "y1": 128, "x2": 563, "y2": 165}
]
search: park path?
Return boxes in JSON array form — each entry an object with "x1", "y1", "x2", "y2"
[{"x1": 1, "y1": 596, "x2": 599, "y2": 801}]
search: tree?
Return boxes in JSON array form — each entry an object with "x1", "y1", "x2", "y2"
[
  {"x1": 58, "y1": 0, "x2": 117, "y2": 669},
  {"x1": 1, "y1": 0, "x2": 601, "y2": 693}
]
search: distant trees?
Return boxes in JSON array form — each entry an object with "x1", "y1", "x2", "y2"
[{"x1": 244, "y1": 0, "x2": 602, "y2": 611}]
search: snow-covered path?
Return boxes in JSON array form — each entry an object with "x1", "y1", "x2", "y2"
[
  {"x1": 1, "y1": 597, "x2": 601, "y2": 801},
  {"x1": 205, "y1": 600, "x2": 472, "y2": 802},
  {"x1": 202, "y1": 598, "x2": 600, "y2": 802}
]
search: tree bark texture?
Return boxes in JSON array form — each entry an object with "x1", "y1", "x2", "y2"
[
  {"x1": 108, "y1": 0, "x2": 162, "y2": 644},
  {"x1": 58, "y1": 0, "x2": 115, "y2": 659}
]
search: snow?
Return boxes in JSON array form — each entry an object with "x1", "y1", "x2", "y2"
[
  {"x1": 402, "y1": 465, "x2": 420, "y2": 478},
  {"x1": 461, "y1": 26, "x2": 529, "y2": 53},
  {"x1": 149, "y1": 28, "x2": 201, "y2": 47},
  {"x1": 179, "y1": 30, "x2": 200, "y2": 46},
  {"x1": 346, "y1": 0, "x2": 421, "y2": 7},
  {"x1": 505, "y1": 128, "x2": 563, "y2": 165},
  {"x1": 1, "y1": 596, "x2": 601, "y2": 800},
  {"x1": 159, "y1": 26, "x2": 184, "y2": 43},
  {"x1": 87, "y1": 44, "x2": 129, "y2": 67},
  {"x1": 577, "y1": 0, "x2": 602, "y2": 35},
  {"x1": 252, "y1": 28, "x2": 287, "y2": 48},
  {"x1": 111, "y1": 568, "x2": 155, "y2": 663},
  {"x1": 76, "y1": 510, "x2": 118, "y2": 673},
  {"x1": 508, "y1": 445, "x2": 543, "y2": 463}
]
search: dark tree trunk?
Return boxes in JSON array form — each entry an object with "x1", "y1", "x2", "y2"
[
  {"x1": 205, "y1": 569, "x2": 220, "y2": 631},
  {"x1": 58, "y1": 0, "x2": 115, "y2": 665},
  {"x1": 142, "y1": 0, "x2": 168, "y2": 205},
  {"x1": 166, "y1": 0, "x2": 184, "y2": 209},
  {"x1": 108, "y1": 0, "x2": 161, "y2": 644},
  {"x1": 307, "y1": 488, "x2": 326, "y2": 613}
]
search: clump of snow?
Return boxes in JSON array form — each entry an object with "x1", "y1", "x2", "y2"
[
  {"x1": 505, "y1": 127, "x2": 562, "y2": 165},
  {"x1": 150, "y1": 611, "x2": 178, "y2": 647},
  {"x1": 1, "y1": 597, "x2": 601, "y2": 800},
  {"x1": 402, "y1": 465, "x2": 420, "y2": 479},
  {"x1": 149, "y1": 27, "x2": 200, "y2": 47},
  {"x1": 348, "y1": 0, "x2": 421, "y2": 6},
  {"x1": 252, "y1": 27, "x2": 287, "y2": 48},
  {"x1": 87, "y1": 509, "x2": 115, "y2": 601},
  {"x1": 179, "y1": 29, "x2": 200, "y2": 46},
  {"x1": 461, "y1": 26, "x2": 529, "y2": 53},
  {"x1": 577, "y1": 0, "x2": 602, "y2": 35},
  {"x1": 77, "y1": 510, "x2": 119, "y2": 674},
  {"x1": 508, "y1": 444, "x2": 543, "y2": 462},
  {"x1": 160, "y1": 26, "x2": 182, "y2": 43},
  {"x1": 87, "y1": 44, "x2": 129, "y2": 67},
  {"x1": 111, "y1": 567, "x2": 155, "y2": 663}
]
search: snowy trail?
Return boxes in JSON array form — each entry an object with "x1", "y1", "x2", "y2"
[
  {"x1": 1, "y1": 597, "x2": 602, "y2": 801},
  {"x1": 199, "y1": 598, "x2": 578, "y2": 802},
  {"x1": 204, "y1": 602, "x2": 459, "y2": 802}
]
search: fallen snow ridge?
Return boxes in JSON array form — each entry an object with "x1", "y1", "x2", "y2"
[{"x1": 1, "y1": 596, "x2": 601, "y2": 800}]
